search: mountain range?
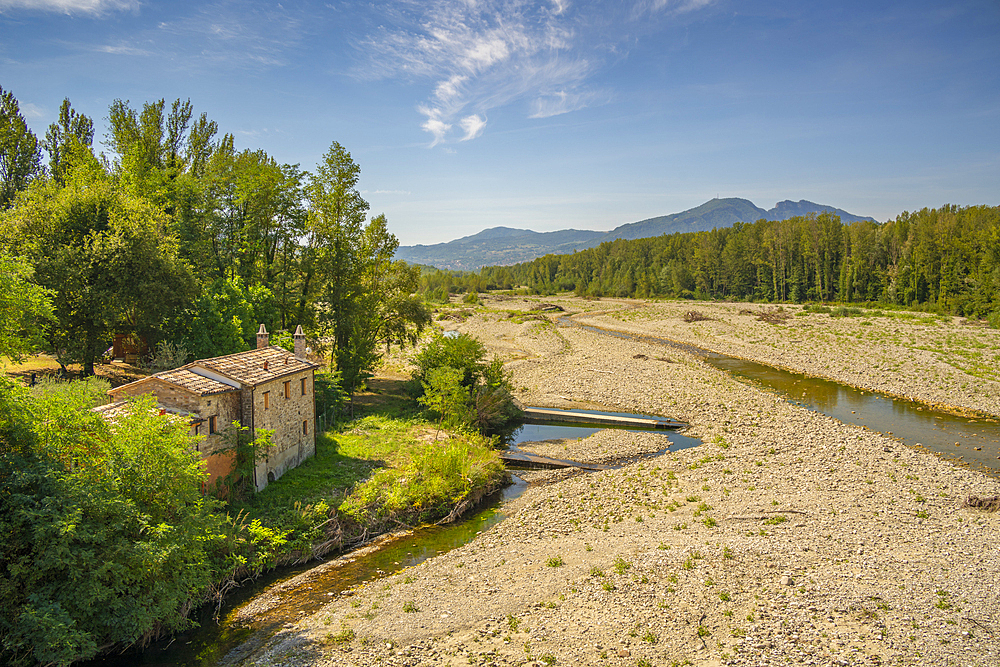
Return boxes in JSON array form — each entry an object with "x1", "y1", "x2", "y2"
[{"x1": 395, "y1": 198, "x2": 877, "y2": 270}]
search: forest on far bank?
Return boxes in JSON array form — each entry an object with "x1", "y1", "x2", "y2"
[{"x1": 420, "y1": 205, "x2": 1000, "y2": 324}]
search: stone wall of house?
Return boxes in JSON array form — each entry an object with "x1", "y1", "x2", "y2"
[
  {"x1": 195, "y1": 391, "x2": 243, "y2": 457},
  {"x1": 252, "y1": 369, "x2": 316, "y2": 489},
  {"x1": 109, "y1": 377, "x2": 202, "y2": 412}
]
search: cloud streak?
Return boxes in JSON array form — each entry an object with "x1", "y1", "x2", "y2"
[
  {"x1": 152, "y1": 1, "x2": 307, "y2": 70},
  {"x1": 360, "y1": 0, "x2": 598, "y2": 145},
  {"x1": 0, "y1": 0, "x2": 136, "y2": 14},
  {"x1": 360, "y1": 0, "x2": 716, "y2": 145}
]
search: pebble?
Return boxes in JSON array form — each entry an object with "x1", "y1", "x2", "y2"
[{"x1": 236, "y1": 297, "x2": 1000, "y2": 667}]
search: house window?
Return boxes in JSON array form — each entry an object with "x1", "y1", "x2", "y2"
[
  {"x1": 209, "y1": 415, "x2": 217, "y2": 434},
  {"x1": 194, "y1": 423, "x2": 201, "y2": 436},
  {"x1": 263, "y1": 391, "x2": 270, "y2": 409},
  {"x1": 300, "y1": 377, "x2": 307, "y2": 396},
  {"x1": 303, "y1": 420, "x2": 308, "y2": 435},
  {"x1": 284, "y1": 380, "x2": 291, "y2": 398}
]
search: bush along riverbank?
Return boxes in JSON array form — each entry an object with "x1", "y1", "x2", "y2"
[
  {"x1": 225, "y1": 405, "x2": 510, "y2": 577},
  {"x1": 0, "y1": 369, "x2": 509, "y2": 667}
]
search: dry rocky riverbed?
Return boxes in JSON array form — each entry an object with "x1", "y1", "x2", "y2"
[{"x1": 236, "y1": 297, "x2": 1000, "y2": 667}]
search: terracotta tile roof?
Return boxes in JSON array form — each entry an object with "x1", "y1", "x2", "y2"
[
  {"x1": 194, "y1": 346, "x2": 319, "y2": 387},
  {"x1": 155, "y1": 368, "x2": 239, "y2": 395},
  {"x1": 108, "y1": 369, "x2": 237, "y2": 399}
]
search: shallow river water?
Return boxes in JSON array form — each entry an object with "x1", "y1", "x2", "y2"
[{"x1": 560, "y1": 317, "x2": 1000, "y2": 477}]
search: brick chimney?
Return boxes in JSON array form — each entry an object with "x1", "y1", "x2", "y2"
[
  {"x1": 257, "y1": 324, "x2": 269, "y2": 349},
  {"x1": 294, "y1": 325, "x2": 306, "y2": 360}
]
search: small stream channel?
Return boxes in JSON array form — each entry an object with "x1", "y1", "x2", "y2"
[
  {"x1": 559, "y1": 317, "x2": 1000, "y2": 477},
  {"x1": 89, "y1": 413, "x2": 685, "y2": 667}
]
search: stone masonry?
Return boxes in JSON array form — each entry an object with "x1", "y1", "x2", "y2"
[{"x1": 105, "y1": 325, "x2": 319, "y2": 492}]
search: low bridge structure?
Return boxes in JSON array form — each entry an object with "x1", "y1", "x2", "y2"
[{"x1": 522, "y1": 407, "x2": 686, "y2": 430}]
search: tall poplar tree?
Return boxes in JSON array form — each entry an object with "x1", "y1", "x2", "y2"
[{"x1": 0, "y1": 86, "x2": 43, "y2": 209}]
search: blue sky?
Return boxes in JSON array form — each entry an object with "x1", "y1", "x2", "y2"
[{"x1": 2, "y1": 0, "x2": 998, "y2": 246}]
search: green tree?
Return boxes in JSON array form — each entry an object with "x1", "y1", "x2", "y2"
[
  {"x1": 2, "y1": 161, "x2": 196, "y2": 375},
  {"x1": 0, "y1": 254, "x2": 55, "y2": 361},
  {"x1": 200, "y1": 135, "x2": 306, "y2": 291},
  {"x1": 413, "y1": 333, "x2": 523, "y2": 442},
  {"x1": 182, "y1": 277, "x2": 277, "y2": 359},
  {"x1": 0, "y1": 86, "x2": 43, "y2": 209},
  {"x1": 307, "y1": 142, "x2": 413, "y2": 394},
  {"x1": 42, "y1": 98, "x2": 94, "y2": 185}
]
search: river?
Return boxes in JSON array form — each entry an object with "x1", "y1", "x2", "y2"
[
  {"x1": 558, "y1": 316, "x2": 1000, "y2": 477},
  {"x1": 89, "y1": 314, "x2": 999, "y2": 664}
]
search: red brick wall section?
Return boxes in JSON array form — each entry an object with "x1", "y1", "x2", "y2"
[{"x1": 202, "y1": 448, "x2": 237, "y2": 495}]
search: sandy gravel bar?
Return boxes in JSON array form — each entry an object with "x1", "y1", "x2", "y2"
[
  {"x1": 570, "y1": 298, "x2": 1000, "y2": 417},
  {"x1": 234, "y1": 297, "x2": 1000, "y2": 667}
]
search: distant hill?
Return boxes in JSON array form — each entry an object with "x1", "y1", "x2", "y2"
[
  {"x1": 396, "y1": 227, "x2": 605, "y2": 271},
  {"x1": 395, "y1": 198, "x2": 876, "y2": 270}
]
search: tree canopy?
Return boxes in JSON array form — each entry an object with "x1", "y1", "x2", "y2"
[{"x1": 0, "y1": 89, "x2": 428, "y2": 383}]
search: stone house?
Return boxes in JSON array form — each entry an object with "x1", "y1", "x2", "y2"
[{"x1": 105, "y1": 325, "x2": 319, "y2": 492}]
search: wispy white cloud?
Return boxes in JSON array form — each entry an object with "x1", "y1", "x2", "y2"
[
  {"x1": 21, "y1": 102, "x2": 44, "y2": 118},
  {"x1": 529, "y1": 89, "x2": 605, "y2": 118},
  {"x1": 635, "y1": 0, "x2": 715, "y2": 16},
  {"x1": 0, "y1": 0, "x2": 137, "y2": 15},
  {"x1": 360, "y1": 0, "x2": 594, "y2": 146},
  {"x1": 41, "y1": 1, "x2": 309, "y2": 73},
  {"x1": 95, "y1": 43, "x2": 152, "y2": 56},
  {"x1": 151, "y1": 1, "x2": 308, "y2": 71},
  {"x1": 359, "y1": 0, "x2": 716, "y2": 145},
  {"x1": 459, "y1": 113, "x2": 487, "y2": 140},
  {"x1": 419, "y1": 107, "x2": 452, "y2": 147}
]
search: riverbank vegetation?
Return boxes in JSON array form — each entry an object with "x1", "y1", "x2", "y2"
[
  {"x1": 419, "y1": 206, "x2": 1000, "y2": 324},
  {"x1": 412, "y1": 332, "x2": 524, "y2": 443},
  {"x1": 0, "y1": 367, "x2": 508, "y2": 666}
]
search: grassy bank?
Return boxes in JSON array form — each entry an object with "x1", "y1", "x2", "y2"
[{"x1": 227, "y1": 377, "x2": 509, "y2": 571}]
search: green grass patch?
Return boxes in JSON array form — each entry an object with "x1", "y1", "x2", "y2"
[{"x1": 233, "y1": 401, "x2": 507, "y2": 556}]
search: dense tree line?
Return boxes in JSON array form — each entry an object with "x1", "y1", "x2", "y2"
[
  {"x1": 426, "y1": 208, "x2": 1000, "y2": 320},
  {"x1": 0, "y1": 88, "x2": 430, "y2": 389}
]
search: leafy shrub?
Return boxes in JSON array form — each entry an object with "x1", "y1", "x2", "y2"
[
  {"x1": 314, "y1": 371, "x2": 348, "y2": 420},
  {"x1": 337, "y1": 426, "x2": 504, "y2": 527},
  {"x1": 830, "y1": 306, "x2": 863, "y2": 317},
  {"x1": 28, "y1": 375, "x2": 110, "y2": 410},
  {"x1": 412, "y1": 333, "x2": 523, "y2": 442},
  {"x1": 413, "y1": 332, "x2": 487, "y2": 387},
  {"x1": 419, "y1": 366, "x2": 473, "y2": 429},
  {"x1": 0, "y1": 381, "x2": 226, "y2": 667},
  {"x1": 988, "y1": 310, "x2": 1000, "y2": 330},
  {"x1": 145, "y1": 340, "x2": 190, "y2": 372}
]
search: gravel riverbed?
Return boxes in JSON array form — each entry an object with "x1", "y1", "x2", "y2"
[{"x1": 232, "y1": 297, "x2": 1000, "y2": 667}]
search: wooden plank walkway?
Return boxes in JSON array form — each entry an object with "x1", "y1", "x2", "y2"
[{"x1": 522, "y1": 407, "x2": 685, "y2": 430}]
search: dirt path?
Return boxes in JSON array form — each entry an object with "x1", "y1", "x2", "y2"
[{"x1": 233, "y1": 297, "x2": 1000, "y2": 667}]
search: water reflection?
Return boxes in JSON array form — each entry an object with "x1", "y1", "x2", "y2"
[{"x1": 561, "y1": 319, "x2": 1000, "y2": 476}]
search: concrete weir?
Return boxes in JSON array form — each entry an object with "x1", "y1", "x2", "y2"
[
  {"x1": 522, "y1": 407, "x2": 686, "y2": 430},
  {"x1": 499, "y1": 449, "x2": 611, "y2": 471}
]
